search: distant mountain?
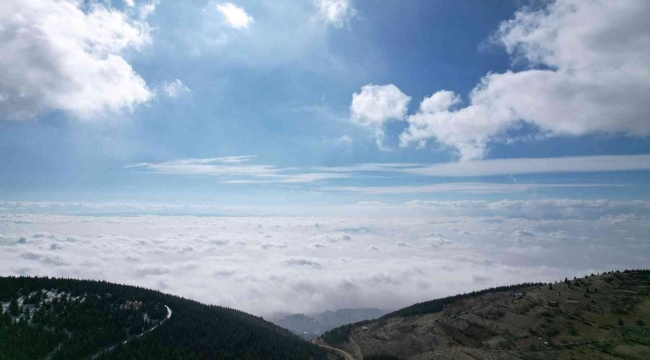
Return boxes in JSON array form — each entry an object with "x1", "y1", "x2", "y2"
[
  {"x1": 0, "y1": 276, "x2": 339, "y2": 360},
  {"x1": 271, "y1": 308, "x2": 389, "y2": 339},
  {"x1": 316, "y1": 270, "x2": 650, "y2": 360}
]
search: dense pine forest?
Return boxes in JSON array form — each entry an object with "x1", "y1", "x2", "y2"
[{"x1": 0, "y1": 276, "x2": 335, "y2": 360}]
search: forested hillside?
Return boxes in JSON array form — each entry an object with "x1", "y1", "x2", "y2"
[{"x1": 0, "y1": 276, "x2": 335, "y2": 360}]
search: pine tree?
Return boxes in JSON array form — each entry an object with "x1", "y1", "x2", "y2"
[{"x1": 9, "y1": 298, "x2": 19, "y2": 316}]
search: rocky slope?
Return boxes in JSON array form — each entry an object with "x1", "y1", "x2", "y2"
[{"x1": 316, "y1": 270, "x2": 650, "y2": 360}]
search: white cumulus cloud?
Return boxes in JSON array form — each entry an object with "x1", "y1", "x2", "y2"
[
  {"x1": 395, "y1": 0, "x2": 650, "y2": 160},
  {"x1": 350, "y1": 84, "x2": 411, "y2": 127},
  {"x1": 350, "y1": 84, "x2": 411, "y2": 146},
  {"x1": 0, "y1": 0, "x2": 155, "y2": 120},
  {"x1": 215, "y1": 2, "x2": 254, "y2": 29}
]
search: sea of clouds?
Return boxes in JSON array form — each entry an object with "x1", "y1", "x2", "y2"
[{"x1": 1, "y1": 199, "x2": 648, "y2": 316}]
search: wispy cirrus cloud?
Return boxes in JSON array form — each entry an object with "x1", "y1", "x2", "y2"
[
  {"x1": 126, "y1": 154, "x2": 650, "y2": 191},
  {"x1": 319, "y1": 182, "x2": 620, "y2": 195},
  {"x1": 127, "y1": 156, "x2": 274, "y2": 176},
  {"x1": 127, "y1": 157, "x2": 350, "y2": 183},
  {"x1": 311, "y1": 155, "x2": 650, "y2": 178},
  {"x1": 398, "y1": 154, "x2": 650, "y2": 177},
  {"x1": 160, "y1": 79, "x2": 191, "y2": 98},
  {"x1": 223, "y1": 173, "x2": 351, "y2": 184}
]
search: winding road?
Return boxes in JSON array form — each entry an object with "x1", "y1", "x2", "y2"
[
  {"x1": 89, "y1": 305, "x2": 172, "y2": 359},
  {"x1": 314, "y1": 335, "x2": 364, "y2": 360},
  {"x1": 316, "y1": 343, "x2": 356, "y2": 360}
]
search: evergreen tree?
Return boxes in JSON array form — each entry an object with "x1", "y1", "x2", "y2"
[
  {"x1": 0, "y1": 276, "x2": 331, "y2": 360},
  {"x1": 9, "y1": 298, "x2": 19, "y2": 316}
]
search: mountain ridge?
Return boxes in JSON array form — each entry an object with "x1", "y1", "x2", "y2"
[
  {"x1": 316, "y1": 270, "x2": 650, "y2": 360},
  {"x1": 0, "y1": 276, "x2": 337, "y2": 360}
]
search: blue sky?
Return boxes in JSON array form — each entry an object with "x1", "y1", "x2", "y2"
[
  {"x1": 2, "y1": 0, "x2": 650, "y2": 314},
  {"x1": 1, "y1": 0, "x2": 649, "y2": 210}
]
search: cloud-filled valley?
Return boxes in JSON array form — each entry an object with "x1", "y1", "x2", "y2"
[
  {"x1": 0, "y1": 3, "x2": 648, "y2": 352},
  {"x1": 1, "y1": 199, "x2": 648, "y2": 316}
]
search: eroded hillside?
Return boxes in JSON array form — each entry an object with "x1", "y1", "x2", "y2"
[{"x1": 316, "y1": 270, "x2": 650, "y2": 360}]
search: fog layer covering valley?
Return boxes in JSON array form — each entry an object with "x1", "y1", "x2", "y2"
[
  {"x1": 1, "y1": 199, "x2": 648, "y2": 316},
  {"x1": 271, "y1": 308, "x2": 389, "y2": 339}
]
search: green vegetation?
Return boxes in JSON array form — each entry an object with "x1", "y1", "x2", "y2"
[
  {"x1": 0, "y1": 276, "x2": 331, "y2": 360},
  {"x1": 321, "y1": 321, "x2": 371, "y2": 344},
  {"x1": 380, "y1": 282, "x2": 543, "y2": 319}
]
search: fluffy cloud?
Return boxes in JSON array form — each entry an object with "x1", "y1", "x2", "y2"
[
  {"x1": 283, "y1": 257, "x2": 323, "y2": 269},
  {"x1": 215, "y1": 2, "x2": 254, "y2": 30},
  {"x1": 350, "y1": 84, "x2": 411, "y2": 145},
  {"x1": 0, "y1": 202, "x2": 648, "y2": 316},
  {"x1": 311, "y1": 233, "x2": 352, "y2": 243},
  {"x1": 315, "y1": 0, "x2": 356, "y2": 27},
  {"x1": 261, "y1": 242, "x2": 288, "y2": 250},
  {"x1": 350, "y1": 84, "x2": 411, "y2": 128},
  {"x1": 385, "y1": 0, "x2": 650, "y2": 159},
  {"x1": 0, "y1": 0, "x2": 155, "y2": 120},
  {"x1": 161, "y1": 79, "x2": 191, "y2": 98}
]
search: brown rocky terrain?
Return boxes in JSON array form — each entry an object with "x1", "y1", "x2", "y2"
[{"x1": 316, "y1": 270, "x2": 650, "y2": 360}]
